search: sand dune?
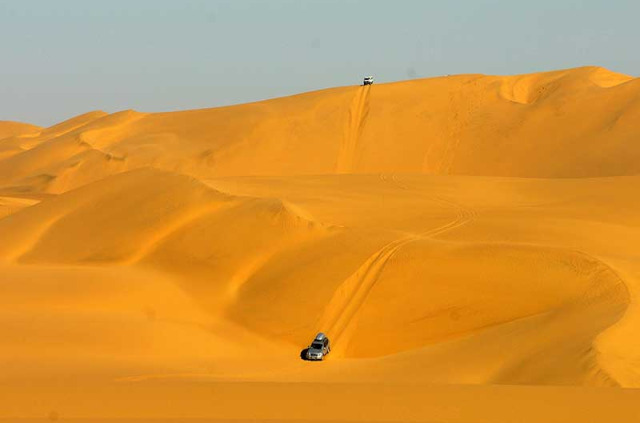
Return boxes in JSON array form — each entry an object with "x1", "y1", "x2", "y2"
[
  {"x1": 0, "y1": 120, "x2": 41, "y2": 139},
  {"x1": 2, "y1": 66, "x2": 640, "y2": 195},
  {"x1": 2, "y1": 67, "x2": 640, "y2": 421}
]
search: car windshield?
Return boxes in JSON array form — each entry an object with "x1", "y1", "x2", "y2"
[{"x1": 311, "y1": 343, "x2": 323, "y2": 349}]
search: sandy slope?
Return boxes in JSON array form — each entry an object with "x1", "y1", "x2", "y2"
[
  {"x1": 2, "y1": 67, "x2": 640, "y2": 194},
  {"x1": 1, "y1": 67, "x2": 640, "y2": 421}
]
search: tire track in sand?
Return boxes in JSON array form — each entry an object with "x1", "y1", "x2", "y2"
[
  {"x1": 336, "y1": 85, "x2": 371, "y2": 173},
  {"x1": 318, "y1": 178, "x2": 475, "y2": 347}
]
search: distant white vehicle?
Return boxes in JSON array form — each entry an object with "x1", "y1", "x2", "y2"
[{"x1": 363, "y1": 76, "x2": 374, "y2": 86}]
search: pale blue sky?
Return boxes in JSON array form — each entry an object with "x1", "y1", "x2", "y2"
[{"x1": 1, "y1": 0, "x2": 638, "y2": 126}]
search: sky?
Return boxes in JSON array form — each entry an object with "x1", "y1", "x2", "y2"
[{"x1": 1, "y1": 0, "x2": 638, "y2": 126}]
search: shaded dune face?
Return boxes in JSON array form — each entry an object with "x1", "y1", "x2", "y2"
[
  {"x1": 226, "y1": 232, "x2": 629, "y2": 386},
  {"x1": 0, "y1": 169, "x2": 229, "y2": 263},
  {"x1": 2, "y1": 66, "x2": 640, "y2": 421},
  {"x1": 319, "y1": 242, "x2": 628, "y2": 358}
]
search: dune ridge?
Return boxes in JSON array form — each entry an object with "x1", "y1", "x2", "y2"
[
  {"x1": 0, "y1": 120, "x2": 41, "y2": 139},
  {"x1": 2, "y1": 66, "x2": 640, "y2": 420},
  {"x1": 2, "y1": 66, "x2": 640, "y2": 196}
]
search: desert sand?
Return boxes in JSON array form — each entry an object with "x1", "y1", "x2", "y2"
[{"x1": 1, "y1": 66, "x2": 639, "y2": 422}]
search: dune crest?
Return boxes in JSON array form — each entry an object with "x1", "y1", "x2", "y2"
[
  {"x1": 0, "y1": 120, "x2": 41, "y2": 139},
  {"x1": 1, "y1": 66, "x2": 640, "y2": 195}
]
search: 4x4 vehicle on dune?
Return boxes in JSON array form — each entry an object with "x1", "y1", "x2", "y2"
[
  {"x1": 305, "y1": 333, "x2": 331, "y2": 361},
  {"x1": 363, "y1": 76, "x2": 374, "y2": 85}
]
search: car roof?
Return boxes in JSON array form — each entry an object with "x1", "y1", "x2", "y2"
[{"x1": 315, "y1": 332, "x2": 327, "y2": 340}]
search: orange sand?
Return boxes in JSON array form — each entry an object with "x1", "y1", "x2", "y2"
[{"x1": 1, "y1": 66, "x2": 639, "y2": 422}]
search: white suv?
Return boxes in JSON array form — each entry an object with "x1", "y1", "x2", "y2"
[{"x1": 363, "y1": 76, "x2": 374, "y2": 85}]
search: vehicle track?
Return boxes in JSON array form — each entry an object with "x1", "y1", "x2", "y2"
[
  {"x1": 337, "y1": 85, "x2": 371, "y2": 173},
  {"x1": 319, "y1": 176, "x2": 476, "y2": 345},
  {"x1": 428, "y1": 77, "x2": 483, "y2": 174}
]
